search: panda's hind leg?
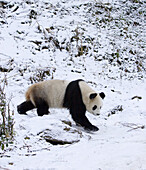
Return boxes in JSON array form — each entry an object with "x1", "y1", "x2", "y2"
[
  {"x1": 34, "y1": 97, "x2": 49, "y2": 116},
  {"x1": 17, "y1": 101, "x2": 35, "y2": 115}
]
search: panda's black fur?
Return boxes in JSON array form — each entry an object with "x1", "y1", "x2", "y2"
[
  {"x1": 63, "y1": 79, "x2": 98, "y2": 131},
  {"x1": 17, "y1": 79, "x2": 105, "y2": 131}
]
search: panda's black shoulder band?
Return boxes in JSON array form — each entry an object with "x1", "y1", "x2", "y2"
[
  {"x1": 76, "y1": 79, "x2": 84, "y2": 82},
  {"x1": 63, "y1": 79, "x2": 85, "y2": 109}
]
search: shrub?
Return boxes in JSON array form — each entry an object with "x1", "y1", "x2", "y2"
[{"x1": 0, "y1": 81, "x2": 14, "y2": 150}]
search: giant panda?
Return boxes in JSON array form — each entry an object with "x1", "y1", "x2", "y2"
[{"x1": 17, "y1": 79, "x2": 105, "y2": 131}]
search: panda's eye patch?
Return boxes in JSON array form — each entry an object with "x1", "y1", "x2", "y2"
[{"x1": 92, "y1": 105, "x2": 97, "y2": 111}]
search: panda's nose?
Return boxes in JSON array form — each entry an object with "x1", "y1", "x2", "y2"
[{"x1": 95, "y1": 112, "x2": 100, "y2": 116}]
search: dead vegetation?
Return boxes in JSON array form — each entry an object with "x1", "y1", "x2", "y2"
[{"x1": 0, "y1": 76, "x2": 14, "y2": 150}]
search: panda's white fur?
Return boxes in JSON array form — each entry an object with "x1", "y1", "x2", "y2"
[
  {"x1": 26, "y1": 79, "x2": 70, "y2": 108},
  {"x1": 25, "y1": 79, "x2": 103, "y2": 115}
]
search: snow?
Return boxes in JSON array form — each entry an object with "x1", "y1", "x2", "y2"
[{"x1": 0, "y1": 0, "x2": 146, "y2": 169}]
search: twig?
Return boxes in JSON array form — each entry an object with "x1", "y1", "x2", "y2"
[
  {"x1": 0, "y1": 73, "x2": 20, "y2": 83},
  {"x1": 119, "y1": 122, "x2": 145, "y2": 132},
  {"x1": 36, "y1": 21, "x2": 50, "y2": 39},
  {"x1": 127, "y1": 125, "x2": 145, "y2": 132},
  {"x1": 0, "y1": 53, "x2": 11, "y2": 58}
]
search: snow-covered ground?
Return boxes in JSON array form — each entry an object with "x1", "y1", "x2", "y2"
[{"x1": 0, "y1": 0, "x2": 146, "y2": 169}]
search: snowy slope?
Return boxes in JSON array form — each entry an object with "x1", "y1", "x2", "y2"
[{"x1": 0, "y1": 0, "x2": 146, "y2": 169}]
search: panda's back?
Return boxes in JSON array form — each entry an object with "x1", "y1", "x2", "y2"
[
  {"x1": 45, "y1": 79, "x2": 70, "y2": 108},
  {"x1": 26, "y1": 79, "x2": 70, "y2": 108}
]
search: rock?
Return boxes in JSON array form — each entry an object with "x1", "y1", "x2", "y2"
[
  {"x1": 107, "y1": 105, "x2": 123, "y2": 117},
  {"x1": 38, "y1": 126, "x2": 82, "y2": 145}
]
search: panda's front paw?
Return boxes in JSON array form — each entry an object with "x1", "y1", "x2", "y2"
[{"x1": 85, "y1": 125, "x2": 99, "y2": 131}]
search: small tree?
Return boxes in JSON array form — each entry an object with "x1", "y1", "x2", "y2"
[{"x1": 0, "y1": 80, "x2": 14, "y2": 150}]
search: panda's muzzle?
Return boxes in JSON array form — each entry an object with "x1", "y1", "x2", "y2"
[{"x1": 92, "y1": 112, "x2": 100, "y2": 116}]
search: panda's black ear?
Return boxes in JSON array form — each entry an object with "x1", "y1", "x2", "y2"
[
  {"x1": 89, "y1": 93, "x2": 97, "y2": 99},
  {"x1": 99, "y1": 92, "x2": 105, "y2": 99}
]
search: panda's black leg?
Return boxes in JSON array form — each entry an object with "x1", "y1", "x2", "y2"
[
  {"x1": 34, "y1": 98, "x2": 49, "y2": 116},
  {"x1": 71, "y1": 110, "x2": 99, "y2": 131},
  {"x1": 17, "y1": 101, "x2": 35, "y2": 115},
  {"x1": 37, "y1": 106, "x2": 49, "y2": 116},
  {"x1": 79, "y1": 116, "x2": 99, "y2": 131}
]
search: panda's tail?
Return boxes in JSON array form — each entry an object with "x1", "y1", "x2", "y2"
[
  {"x1": 25, "y1": 86, "x2": 37, "y2": 107},
  {"x1": 25, "y1": 88, "x2": 31, "y2": 101}
]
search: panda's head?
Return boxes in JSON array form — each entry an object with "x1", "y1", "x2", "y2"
[{"x1": 85, "y1": 92, "x2": 105, "y2": 116}]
